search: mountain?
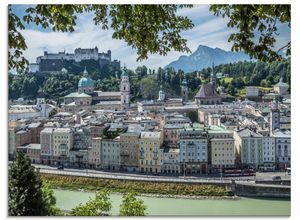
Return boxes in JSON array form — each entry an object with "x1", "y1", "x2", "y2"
[{"x1": 165, "y1": 45, "x2": 250, "y2": 72}]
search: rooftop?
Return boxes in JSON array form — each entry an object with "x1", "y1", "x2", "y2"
[
  {"x1": 195, "y1": 83, "x2": 220, "y2": 98},
  {"x1": 64, "y1": 92, "x2": 91, "y2": 98},
  {"x1": 141, "y1": 131, "x2": 161, "y2": 139},
  {"x1": 237, "y1": 128, "x2": 263, "y2": 138}
]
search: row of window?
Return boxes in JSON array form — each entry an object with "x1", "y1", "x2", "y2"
[
  {"x1": 182, "y1": 152, "x2": 206, "y2": 157},
  {"x1": 214, "y1": 154, "x2": 233, "y2": 157},
  {"x1": 140, "y1": 159, "x2": 158, "y2": 165}
]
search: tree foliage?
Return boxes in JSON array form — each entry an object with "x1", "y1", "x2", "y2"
[
  {"x1": 210, "y1": 5, "x2": 290, "y2": 62},
  {"x1": 8, "y1": 4, "x2": 194, "y2": 71},
  {"x1": 8, "y1": 153, "x2": 49, "y2": 216},
  {"x1": 69, "y1": 190, "x2": 112, "y2": 216},
  {"x1": 42, "y1": 71, "x2": 80, "y2": 99},
  {"x1": 9, "y1": 59, "x2": 290, "y2": 101},
  {"x1": 42, "y1": 184, "x2": 63, "y2": 216},
  {"x1": 119, "y1": 192, "x2": 147, "y2": 216}
]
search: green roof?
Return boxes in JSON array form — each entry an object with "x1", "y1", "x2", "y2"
[
  {"x1": 64, "y1": 92, "x2": 91, "y2": 98},
  {"x1": 208, "y1": 125, "x2": 232, "y2": 133},
  {"x1": 78, "y1": 76, "x2": 93, "y2": 88},
  {"x1": 261, "y1": 107, "x2": 271, "y2": 113}
]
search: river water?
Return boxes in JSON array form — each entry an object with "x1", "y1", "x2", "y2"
[{"x1": 54, "y1": 189, "x2": 290, "y2": 216}]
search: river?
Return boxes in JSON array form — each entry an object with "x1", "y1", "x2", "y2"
[{"x1": 54, "y1": 189, "x2": 290, "y2": 216}]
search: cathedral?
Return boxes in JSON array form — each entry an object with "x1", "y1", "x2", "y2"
[
  {"x1": 62, "y1": 67, "x2": 130, "y2": 113},
  {"x1": 194, "y1": 63, "x2": 222, "y2": 105}
]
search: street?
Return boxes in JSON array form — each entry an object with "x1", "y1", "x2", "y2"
[{"x1": 31, "y1": 164, "x2": 291, "y2": 184}]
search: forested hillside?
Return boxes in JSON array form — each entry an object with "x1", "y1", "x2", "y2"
[{"x1": 9, "y1": 59, "x2": 290, "y2": 102}]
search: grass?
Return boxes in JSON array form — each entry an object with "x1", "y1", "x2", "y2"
[
  {"x1": 257, "y1": 86, "x2": 273, "y2": 92},
  {"x1": 223, "y1": 77, "x2": 234, "y2": 84},
  {"x1": 41, "y1": 174, "x2": 230, "y2": 197}
]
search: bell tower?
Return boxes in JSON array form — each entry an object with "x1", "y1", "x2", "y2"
[
  {"x1": 120, "y1": 65, "x2": 130, "y2": 110},
  {"x1": 181, "y1": 73, "x2": 188, "y2": 102}
]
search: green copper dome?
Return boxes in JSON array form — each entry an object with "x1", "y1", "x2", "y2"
[
  {"x1": 78, "y1": 66, "x2": 94, "y2": 88},
  {"x1": 78, "y1": 76, "x2": 94, "y2": 88}
]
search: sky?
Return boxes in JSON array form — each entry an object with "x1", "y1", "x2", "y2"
[{"x1": 11, "y1": 5, "x2": 291, "y2": 70}]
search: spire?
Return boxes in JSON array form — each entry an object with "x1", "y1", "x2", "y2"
[
  {"x1": 122, "y1": 64, "x2": 128, "y2": 77},
  {"x1": 272, "y1": 95, "x2": 279, "y2": 110},
  {"x1": 210, "y1": 61, "x2": 217, "y2": 88},
  {"x1": 182, "y1": 73, "x2": 187, "y2": 86},
  {"x1": 83, "y1": 66, "x2": 88, "y2": 76}
]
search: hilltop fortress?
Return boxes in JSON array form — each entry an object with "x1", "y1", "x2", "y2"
[{"x1": 30, "y1": 46, "x2": 120, "y2": 73}]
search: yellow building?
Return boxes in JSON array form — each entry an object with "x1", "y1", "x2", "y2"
[
  {"x1": 139, "y1": 131, "x2": 163, "y2": 174},
  {"x1": 52, "y1": 128, "x2": 73, "y2": 166},
  {"x1": 210, "y1": 138, "x2": 235, "y2": 169}
]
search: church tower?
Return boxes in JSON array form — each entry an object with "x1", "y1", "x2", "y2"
[
  {"x1": 120, "y1": 66, "x2": 130, "y2": 110},
  {"x1": 181, "y1": 73, "x2": 188, "y2": 102},
  {"x1": 270, "y1": 95, "x2": 280, "y2": 133},
  {"x1": 210, "y1": 62, "x2": 217, "y2": 90},
  {"x1": 158, "y1": 85, "x2": 166, "y2": 101}
]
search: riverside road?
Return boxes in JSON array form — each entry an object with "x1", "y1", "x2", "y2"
[{"x1": 31, "y1": 164, "x2": 290, "y2": 184}]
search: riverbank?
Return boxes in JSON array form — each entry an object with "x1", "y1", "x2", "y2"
[
  {"x1": 53, "y1": 189, "x2": 291, "y2": 216},
  {"x1": 41, "y1": 173, "x2": 233, "y2": 198}
]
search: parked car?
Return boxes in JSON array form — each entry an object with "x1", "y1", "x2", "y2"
[
  {"x1": 57, "y1": 165, "x2": 64, "y2": 170},
  {"x1": 272, "y1": 176, "x2": 281, "y2": 181}
]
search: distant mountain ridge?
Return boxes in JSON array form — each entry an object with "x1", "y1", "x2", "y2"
[{"x1": 165, "y1": 45, "x2": 250, "y2": 72}]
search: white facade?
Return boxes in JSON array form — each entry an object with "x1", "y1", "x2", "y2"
[
  {"x1": 120, "y1": 72, "x2": 130, "y2": 110},
  {"x1": 52, "y1": 128, "x2": 73, "y2": 158},
  {"x1": 9, "y1": 99, "x2": 52, "y2": 120},
  {"x1": 262, "y1": 137, "x2": 275, "y2": 164},
  {"x1": 179, "y1": 139, "x2": 208, "y2": 163},
  {"x1": 102, "y1": 139, "x2": 121, "y2": 170},
  {"x1": 160, "y1": 148, "x2": 180, "y2": 174},
  {"x1": 272, "y1": 130, "x2": 291, "y2": 167},
  {"x1": 89, "y1": 137, "x2": 102, "y2": 168},
  {"x1": 246, "y1": 86, "x2": 260, "y2": 97},
  {"x1": 211, "y1": 138, "x2": 235, "y2": 168},
  {"x1": 40, "y1": 127, "x2": 54, "y2": 157},
  {"x1": 274, "y1": 78, "x2": 289, "y2": 95},
  {"x1": 234, "y1": 128, "x2": 264, "y2": 168}
]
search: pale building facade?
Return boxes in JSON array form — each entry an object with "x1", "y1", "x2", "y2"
[
  {"x1": 160, "y1": 148, "x2": 180, "y2": 174},
  {"x1": 139, "y1": 131, "x2": 163, "y2": 174},
  {"x1": 120, "y1": 132, "x2": 140, "y2": 172},
  {"x1": 179, "y1": 127, "x2": 208, "y2": 174},
  {"x1": 262, "y1": 136, "x2": 276, "y2": 165},
  {"x1": 40, "y1": 127, "x2": 55, "y2": 164},
  {"x1": 246, "y1": 86, "x2": 260, "y2": 97},
  {"x1": 272, "y1": 130, "x2": 291, "y2": 169},
  {"x1": 52, "y1": 128, "x2": 74, "y2": 166},
  {"x1": 234, "y1": 128, "x2": 263, "y2": 168},
  {"x1": 210, "y1": 138, "x2": 235, "y2": 169},
  {"x1": 102, "y1": 138, "x2": 121, "y2": 170},
  {"x1": 89, "y1": 137, "x2": 102, "y2": 169}
]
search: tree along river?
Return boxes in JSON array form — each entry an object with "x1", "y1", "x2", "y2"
[{"x1": 54, "y1": 189, "x2": 290, "y2": 216}]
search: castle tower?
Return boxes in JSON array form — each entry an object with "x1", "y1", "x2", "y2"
[
  {"x1": 210, "y1": 62, "x2": 217, "y2": 90},
  {"x1": 158, "y1": 85, "x2": 166, "y2": 101},
  {"x1": 270, "y1": 95, "x2": 280, "y2": 133},
  {"x1": 120, "y1": 65, "x2": 130, "y2": 110},
  {"x1": 181, "y1": 73, "x2": 188, "y2": 102}
]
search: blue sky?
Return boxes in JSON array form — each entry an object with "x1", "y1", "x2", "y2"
[{"x1": 12, "y1": 5, "x2": 291, "y2": 70}]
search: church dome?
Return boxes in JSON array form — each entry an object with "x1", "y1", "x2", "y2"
[{"x1": 78, "y1": 77, "x2": 94, "y2": 88}]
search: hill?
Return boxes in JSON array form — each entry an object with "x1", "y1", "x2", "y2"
[{"x1": 165, "y1": 45, "x2": 250, "y2": 72}]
